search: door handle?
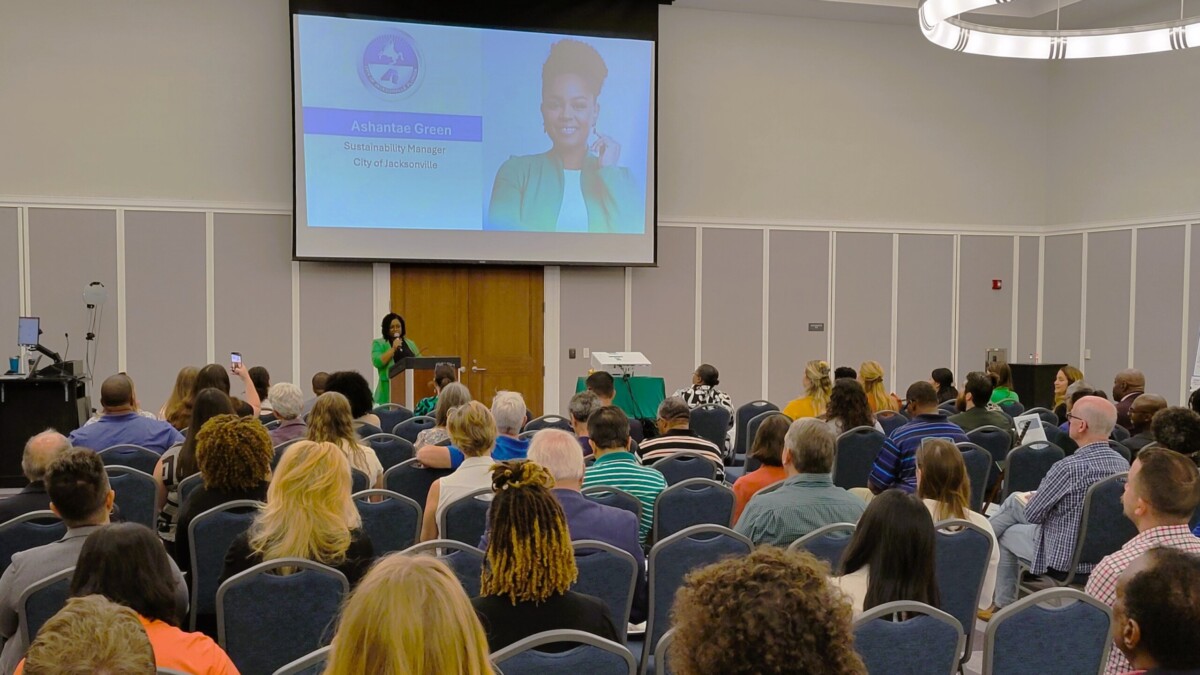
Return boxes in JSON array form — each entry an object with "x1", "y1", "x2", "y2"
[{"x1": 471, "y1": 366, "x2": 487, "y2": 372}]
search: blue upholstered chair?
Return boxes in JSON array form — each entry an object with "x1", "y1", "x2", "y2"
[
  {"x1": 833, "y1": 426, "x2": 886, "y2": 490},
  {"x1": 853, "y1": 601, "x2": 964, "y2": 675},
  {"x1": 401, "y1": 540, "x2": 485, "y2": 598},
  {"x1": 651, "y1": 478, "x2": 734, "y2": 542},
  {"x1": 983, "y1": 588, "x2": 1112, "y2": 675},
  {"x1": 572, "y1": 540, "x2": 638, "y2": 641},
  {"x1": 352, "y1": 489, "x2": 422, "y2": 555},
  {"x1": 492, "y1": 629, "x2": 636, "y2": 675},
  {"x1": 787, "y1": 522, "x2": 856, "y2": 569}
]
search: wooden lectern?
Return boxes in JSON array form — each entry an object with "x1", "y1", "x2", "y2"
[
  {"x1": 1010, "y1": 363, "x2": 1066, "y2": 411},
  {"x1": 388, "y1": 357, "x2": 462, "y2": 410}
]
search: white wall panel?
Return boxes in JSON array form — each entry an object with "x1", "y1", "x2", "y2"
[
  {"x1": 957, "y1": 236, "x2": 1013, "y2": 375},
  {"x1": 833, "y1": 232, "x2": 893, "y2": 392},
  {"x1": 700, "y1": 228, "x2": 764, "y2": 407},
  {"x1": 896, "y1": 235, "x2": 954, "y2": 391},
  {"x1": 767, "y1": 230, "x2": 829, "y2": 406}
]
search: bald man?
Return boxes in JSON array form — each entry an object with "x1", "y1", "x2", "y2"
[
  {"x1": 981, "y1": 396, "x2": 1130, "y2": 617},
  {"x1": 1122, "y1": 394, "x2": 1168, "y2": 457},
  {"x1": 67, "y1": 374, "x2": 182, "y2": 454},
  {"x1": 1113, "y1": 369, "x2": 1147, "y2": 432},
  {"x1": 0, "y1": 430, "x2": 70, "y2": 523}
]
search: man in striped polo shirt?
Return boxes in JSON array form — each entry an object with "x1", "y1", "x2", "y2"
[
  {"x1": 635, "y1": 397, "x2": 725, "y2": 480},
  {"x1": 867, "y1": 381, "x2": 968, "y2": 495},
  {"x1": 582, "y1": 405, "x2": 667, "y2": 544}
]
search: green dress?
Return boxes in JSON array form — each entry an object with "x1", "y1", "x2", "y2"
[{"x1": 372, "y1": 337, "x2": 420, "y2": 405}]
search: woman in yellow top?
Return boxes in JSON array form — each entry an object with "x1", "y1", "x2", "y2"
[
  {"x1": 783, "y1": 360, "x2": 833, "y2": 419},
  {"x1": 372, "y1": 312, "x2": 420, "y2": 405},
  {"x1": 860, "y1": 360, "x2": 900, "y2": 413}
]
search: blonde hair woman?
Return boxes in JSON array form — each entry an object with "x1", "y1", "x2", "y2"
[
  {"x1": 859, "y1": 360, "x2": 900, "y2": 413},
  {"x1": 160, "y1": 366, "x2": 198, "y2": 430},
  {"x1": 308, "y1": 392, "x2": 384, "y2": 488},
  {"x1": 783, "y1": 360, "x2": 833, "y2": 419},
  {"x1": 323, "y1": 555, "x2": 491, "y2": 675},
  {"x1": 420, "y1": 400, "x2": 497, "y2": 542},
  {"x1": 220, "y1": 441, "x2": 375, "y2": 586}
]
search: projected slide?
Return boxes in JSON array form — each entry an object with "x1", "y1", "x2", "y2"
[{"x1": 295, "y1": 15, "x2": 653, "y2": 242}]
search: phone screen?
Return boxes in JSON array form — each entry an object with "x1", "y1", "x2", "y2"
[{"x1": 231, "y1": 352, "x2": 242, "y2": 366}]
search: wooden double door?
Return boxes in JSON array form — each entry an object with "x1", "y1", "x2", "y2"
[{"x1": 390, "y1": 266, "x2": 544, "y2": 416}]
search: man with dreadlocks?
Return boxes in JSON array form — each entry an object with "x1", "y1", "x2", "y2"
[{"x1": 471, "y1": 460, "x2": 620, "y2": 652}]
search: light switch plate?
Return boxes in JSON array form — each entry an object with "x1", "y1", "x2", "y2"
[{"x1": 582, "y1": 347, "x2": 590, "y2": 359}]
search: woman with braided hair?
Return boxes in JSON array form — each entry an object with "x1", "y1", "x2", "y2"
[
  {"x1": 471, "y1": 460, "x2": 619, "y2": 652},
  {"x1": 783, "y1": 359, "x2": 834, "y2": 419}
]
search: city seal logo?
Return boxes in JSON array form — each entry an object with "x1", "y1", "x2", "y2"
[{"x1": 360, "y1": 29, "x2": 423, "y2": 98}]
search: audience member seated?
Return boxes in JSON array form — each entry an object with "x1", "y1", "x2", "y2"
[
  {"x1": 222, "y1": 440, "x2": 375, "y2": 587},
  {"x1": 987, "y1": 361, "x2": 1020, "y2": 406},
  {"x1": 949, "y1": 371, "x2": 1016, "y2": 444},
  {"x1": 1123, "y1": 394, "x2": 1168, "y2": 457},
  {"x1": 417, "y1": 391, "x2": 529, "y2": 469},
  {"x1": 322, "y1": 555, "x2": 492, "y2": 675},
  {"x1": 916, "y1": 439, "x2": 998, "y2": 610},
  {"x1": 69, "y1": 374, "x2": 183, "y2": 453},
  {"x1": 324, "y1": 371, "x2": 382, "y2": 431},
  {"x1": 581, "y1": 406, "x2": 666, "y2": 544},
  {"x1": 982, "y1": 396, "x2": 1129, "y2": 618},
  {"x1": 823, "y1": 378, "x2": 883, "y2": 436},
  {"x1": 834, "y1": 365, "x2": 857, "y2": 381},
  {"x1": 154, "y1": 388, "x2": 235, "y2": 553},
  {"x1": 672, "y1": 363, "x2": 734, "y2": 415},
  {"x1": 172, "y1": 414, "x2": 272, "y2": 578},
  {"x1": 783, "y1": 360, "x2": 833, "y2": 419},
  {"x1": 636, "y1": 396, "x2": 725, "y2": 477},
  {"x1": 931, "y1": 367, "x2": 958, "y2": 405},
  {"x1": 420, "y1": 401, "x2": 498, "y2": 542},
  {"x1": 860, "y1": 360, "x2": 901, "y2": 413},
  {"x1": 867, "y1": 382, "x2": 967, "y2": 496},
  {"x1": 567, "y1": 390, "x2": 603, "y2": 456},
  {"x1": 1053, "y1": 365, "x2": 1085, "y2": 424},
  {"x1": 17, "y1": 595, "x2": 156, "y2": 675},
  {"x1": 669, "y1": 547, "x2": 866, "y2": 675},
  {"x1": 0, "y1": 430, "x2": 70, "y2": 524},
  {"x1": 586, "y1": 371, "x2": 644, "y2": 441},
  {"x1": 1191, "y1": 388, "x2": 1200, "y2": 415},
  {"x1": 1113, "y1": 368, "x2": 1147, "y2": 432},
  {"x1": 471, "y1": 460, "x2": 619, "y2": 652},
  {"x1": 301, "y1": 370, "x2": 329, "y2": 416},
  {"x1": 1084, "y1": 447, "x2": 1200, "y2": 675},
  {"x1": 414, "y1": 382, "x2": 471, "y2": 448},
  {"x1": 249, "y1": 365, "x2": 272, "y2": 417},
  {"x1": 731, "y1": 414, "x2": 790, "y2": 523},
  {"x1": 308, "y1": 392, "x2": 385, "y2": 488},
  {"x1": 1150, "y1": 406, "x2": 1200, "y2": 462},
  {"x1": 160, "y1": 366, "x2": 198, "y2": 430},
  {"x1": 59, "y1": 524, "x2": 235, "y2": 675},
  {"x1": 735, "y1": 419, "x2": 865, "y2": 548},
  {"x1": 1110, "y1": 548, "x2": 1200, "y2": 675},
  {"x1": 266, "y1": 382, "x2": 307, "y2": 445},
  {"x1": 191, "y1": 361, "x2": 262, "y2": 418},
  {"x1": 414, "y1": 362, "x2": 460, "y2": 418},
  {"x1": 836, "y1": 489, "x2": 939, "y2": 615}
]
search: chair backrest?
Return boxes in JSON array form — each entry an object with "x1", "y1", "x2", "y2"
[
  {"x1": 787, "y1": 522, "x2": 856, "y2": 569},
  {"x1": 654, "y1": 628, "x2": 676, "y2": 675},
  {"x1": 938, "y1": 400, "x2": 958, "y2": 414},
  {"x1": 1004, "y1": 442, "x2": 1065, "y2": 496},
  {"x1": 0, "y1": 511, "x2": 66, "y2": 576},
  {"x1": 955, "y1": 443, "x2": 992, "y2": 513},
  {"x1": 1025, "y1": 407, "x2": 1059, "y2": 427},
  {"x1": 353, "y1": 489, "x2": 422, "y2": 555},
  {"x1": 853, "y1": 601, "x2": 964, "y2": 675},
  {"x1": 652, "y1": 478, "x2": 735, "y2": 542},
  {"x1": 350, "y1": 468, "x2": 370, "y2": 493},
  {"x1": 188, "y1": 499, "x2": 261, "y2": 630},
  {"x1": 392, "y1": 415, "x2": 436, "y2": 443},
  {"x1": 361, "y1": 433, "x2": 414, "y2": 471},
  {"x1": 524, "y1": 414, "x2": 574, "y2": 433},
  {"x1": 383, "y1": 458, "x2": 452, "y2": 508},
  {"x1": 998, "y1": 400, "x2": 1025, "y2": 417},
  {"x1": 572, "y1": 540, "x2": 638, "y2": 641},
  {"x1": 1107, "y1": 440, "x2": 1132, "y2": 462},
  {"x1": 217, "y1": 558, "x2": 349, "y2": 675},
  {"x1": 833, "y1": 426, "x2": 886, "y2": 490},
  {"x1": 178, "y1": 472, "x2": 204, "y2": 506},
  {"x1": 437, "y1": 487, "x2": 493, "y2": 546},
  {"x1": 105, "y1": 466, "x2": 157, "y2": 529},
  {"x1": 372, "y1": 405, "x2": 413, "y2": 437},
  {"x1": 983, "y1": 588, "x2": 1112, "y2": 675},
  {"x1": 646, "y1": 526, "x2": 752, "y2": 660},
  {"x1": 263, "y1": 419, "x2": 282, "y2": 430},
  {"x1": 734, "y1": 400, "x2": 778, "y2": 458},
  {"x1": 581, "y1": 486, "x2": 644, "y2": 524},
  {"x1": 966, "y1": 425, "x2": 1013, "y2": 469},
  {"x1": 402, "y1": 540, "x2": 485, "y2": 598},
  {"x1": 742, "y1": 410, "x2": 785, "y2": 473},
  {"x1": 18, "y1": 566, "x2": 73, "y2": 646},
  {"x1": 1066, "y1": 472, "x2": 1138, "y2": 582},
  {"x1": 1110, "y1": 424, "x2": 1131, "y2": 442},
  {"x1": 272, "y1": 438, "x2": 304, "y2": 470},
  {"x1": 518, "y1": 429, "x2": 539, "y2": 440},
  {"x1": 688, "y1": 404, "x2": 731, "y2": 456},
  {"x1": 98, "y1": 444, "x2": 160, "y2": 474},
  {"x1": 271, "y1": 646, "x2": 331, "y2": 675},
  {"x1": 653, "y1": 451, "x2": 718, "y2": 486},
  {"x1": 876, "y1": 411, "x2": 907, "y2": 436},
  {"x1": 933, "y1": 519, "x2": 993, "y2": 662},
  {"x1": 491, "y1": 629, "x2": 637, "y2": 675}
]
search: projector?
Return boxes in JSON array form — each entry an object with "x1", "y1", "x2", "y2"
[{"x1": 590, "y1": 352, "x2": 652, "y2": 378}]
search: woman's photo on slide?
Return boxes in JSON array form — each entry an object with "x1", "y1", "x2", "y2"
[{"x1": 482, "y1": 34, "x2": 652, "y2": 234}]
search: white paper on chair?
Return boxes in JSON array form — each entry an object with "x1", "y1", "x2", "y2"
[{"x1": 1013, "y1": 413, "x2": 1047, "y2": 445}]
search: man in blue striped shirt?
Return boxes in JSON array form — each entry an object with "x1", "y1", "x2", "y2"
[
  {"x1": 868, "y1": 381, "x2": 968, "y2": 494},
  {"x1": 582, "y1": 406, "x2": 667, "y2": 544}
]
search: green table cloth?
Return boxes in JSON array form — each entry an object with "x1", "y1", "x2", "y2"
[{"x1": 575, "y1": 376, "x2": 666, "y2": 420}]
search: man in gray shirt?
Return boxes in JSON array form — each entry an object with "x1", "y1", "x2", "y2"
[{"x1": 736, "y1": 418, "x2": 866, "y2": 547}]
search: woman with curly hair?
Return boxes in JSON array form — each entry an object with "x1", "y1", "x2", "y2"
[
  {"x1": 220, "y1": 440, "x2": 374, "y2": 586},
  {"x1": 323, "y1": 555, "x2": 492, "y2": 675},
  {"x1": 171, "y1": 414, "x2": 272, "y2": 578},
  {"x1": 308, "y1": 391, "x2": 384, "y2": 487},
  {"x1": 471, "y1": 460, "x2": 618, "y2": 651},
  {"x1": 824, "y1": 378, "x2": 883, "y2": 436},
  {"x1": 859, "y1": 360, "x2": 900, "y2": 413},
  {"x1": 783, "y1": 360, "x2": 833, "y2": 419},
  {"x1": 670, "y1": 546, "x2": 866, "y2": 675}
]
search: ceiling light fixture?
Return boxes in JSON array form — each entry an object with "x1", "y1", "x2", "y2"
[{"x1": 919, "y1": 0, "x2": 1200, "y2": 59}]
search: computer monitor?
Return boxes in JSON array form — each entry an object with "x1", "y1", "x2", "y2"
[{"x1": 17, "y1": 317, "x2": 39, "y2": 347}]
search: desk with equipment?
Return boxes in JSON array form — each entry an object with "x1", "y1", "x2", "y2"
[{"x1": 574, "y1": 352, "x2": 665, "y2": 420}]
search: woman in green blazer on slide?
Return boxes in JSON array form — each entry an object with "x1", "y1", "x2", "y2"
[{"x1": 372, "y1": 312, "x2": 420, "y2": 405}]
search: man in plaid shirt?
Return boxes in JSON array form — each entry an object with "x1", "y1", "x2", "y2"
[
  {"x1": 1085, "y1": 447, "x2": 1200, "y2": 674},
  {"x1": 982, "y1": 396, "x2": 1129, "y2": 616}
]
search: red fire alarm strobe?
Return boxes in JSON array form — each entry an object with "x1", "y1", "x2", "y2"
[{"x1": 992, "y1": 279, "x2": 1002, "y2": 290}]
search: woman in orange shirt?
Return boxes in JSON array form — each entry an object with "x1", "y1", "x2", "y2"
[
  {"x1": 782, "y1": 360, "x2": 833, "y2": 419},
  {"x1": 732, "y1": 414, "x2": 791, "y2": 524}
]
